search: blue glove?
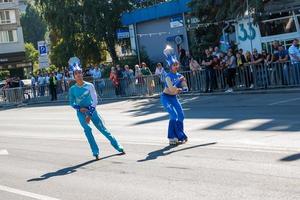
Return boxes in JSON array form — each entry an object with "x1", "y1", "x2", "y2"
[
  {"x1": 87, "y1": 105, "x2": 96, "y2": 116},
  {"x1": 72, "y1": 104, "x2": 81, "y2": 112}
]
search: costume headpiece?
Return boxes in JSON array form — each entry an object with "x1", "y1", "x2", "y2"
[
  {"x1": 68, "y1": 57, "x2": 82, "y2": 72},
  {"x1": 163, "y1": 45, "x2": 178, "y2": 67}
]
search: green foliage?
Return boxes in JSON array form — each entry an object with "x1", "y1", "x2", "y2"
[
  {"x1": 24, "y1": 43, "x2": 39, "y2": 63},
  {"x1": 0, "y1": 70, "x2": 10, "y2": 80},
  {"x1": 20, "y1": 4, "x2": 47, "y2": 48},
  {"x1": 35, "y1": 0, "x2": 133, "y2": 67},
  {"x1": 47, "y1": 64, "x2": 59, "y2": 73}
]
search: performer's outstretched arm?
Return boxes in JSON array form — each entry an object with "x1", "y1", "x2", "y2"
[
  {"x1": 165, "y1": 77, "x2": 183, "y2": 95},
  {"x1": 88, "y1": 84, "x2": 98, "y2": 108}
]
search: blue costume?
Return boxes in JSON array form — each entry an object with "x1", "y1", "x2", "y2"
[
  {"x1": 161, "y1": 46, "x2": 188, "y2": 144},
  {"x1": 68, "y1": 57, "x2": 124, "y2": 158}
]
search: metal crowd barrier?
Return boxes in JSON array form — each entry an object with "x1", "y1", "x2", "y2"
[{"x1": 0, "y1": 61, "x2": 299, "y2": 106}]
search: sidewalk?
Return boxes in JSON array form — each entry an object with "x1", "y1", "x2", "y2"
[{"x1": 1, "y1": 87, "x2": 300, "y2": 110}]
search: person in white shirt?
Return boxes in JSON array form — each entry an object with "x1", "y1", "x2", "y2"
[
  {"x1": 288, "y1": 39, "x2": 300, "y2": 84},
  {"x1": 92, "y1": 66, "x2": 104, "y2": 96},
  {"x1": 38, "y1": 74, "x2": 46, "y2": 96},
  {"x1": 30, "y1": 75, "x2": 37, "y2": 98},
  {"x1": 155, "y1": 62, "x2": 166, "y2": 90},
  {"x1": 289, "y1": 39, "x2": 300, "y2": 64}
]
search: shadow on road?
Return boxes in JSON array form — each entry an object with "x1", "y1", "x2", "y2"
[
  {"x1": 27, "y1": 153, "x2": 123, "y2": 182},
  {"x1": 127, "y1": 95, "x2": 300, "y2": 132},
  {"x1": 280, "y1": 153, "x2": 300, "y2": 162},
  {"x1": 137, "y1": 142, "x2": 217, "y2": 162}
]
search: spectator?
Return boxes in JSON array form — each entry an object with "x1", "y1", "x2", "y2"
[
  {"x1": 202, "y1": 49, "x2": 214, "y2": 92},
  {"x1": 49, "y1": 72, "x2": 58, "y2": 101},
  {"x1": 288, "y1": 38, "x2": 300, "y2": 84},
  {"x1": 179, "y1": 48, "x2": 189, "y2": 71},
  {"x1": 110, "y1": 67, "x2": 120, "y2": 96},
  {"x1": 135, "y1": 64, "x2": 144, "y2": 86},
  {"x1": 116, "y1": 65, "x2": 126, "y2": 96},
  {"x1": 92, "y1": 65, "x2": 104, "y2": 97},
  {"x1": 219, "y1": 52, "x2": 228, "y2": 69},
  {"x1": 56, "y1": 71, "x2": 63, "y2": 94},
  {"x1": 155, "y1": 62, "x2": 166, "y2": 90},
  {"x1": 271, "y1": 41, "x2": 280, "y2": 62},
  {"x1": 30, "y1": 74, "x2": 37, "y2": 98},
  {"x1": 17, "y1": 77, "x2": 24, "y2": 88},
  {"x1": 88, "y1": 64, "x2": 95, "y2": 77},
  {"x1": 236, "y1": 52, "x2": 245, "y2": 68},
  {"x1": 213, "y1": 46, "x2": 222, "y2": 58},
  {"x1": 252, "y1": 49, "x2": 264, "y2": 64},
  {"x1": 141, "y1": 62, "x2": 154, "y2": 95},
  {"x1": 276, "y1": 45, "x2": 289, "y2": 85},
  {"x1": 236, "y1": 51, "x2": 248, "y2": 88},
  {"x1": 140, "y1": 62, "x2": 151, "y2": 76},
  {"x1": 189, "y1": 56, "x2": 201, "y2": 91},
  {"x1": 238, "y1": 49, "x2": 247, "y2": 63},
  {"x1": 38, "y1": 73, "x2": 45, "y2": 96},
  {"x1": 124, "y1": 65, "x2": 135, "y2": 95},
  {"x1": 63, "y1": 70, "x2": 72, "y2": 92},
  {"x1": 262, "y1": 50, "x2": 272, "y2": 65},
  {"x1": 244, "y1": 51, "x2": 254, "y2": 88},
  {"x1": 211, "y1": 56, "x2": 221, "y2": 90},
  {"x1": 225, "y1": 51, "x2": 237, "y2": 93},
  {"x1": 245, "y1": 51, "x2": 252, "y2": 64},
  {"x1": 208, "y1": 46, "x2": 214, "y2": 54}
]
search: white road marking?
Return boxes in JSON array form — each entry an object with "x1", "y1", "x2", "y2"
[
  {"x1": 269, "y1": 98, "x2": 300, "y2": 106},
  {"x1": 0, "y1": 185, "x2": 61, "y2": 200},
  {"x1": 0, "y1": 149, "x2": 8, "y2": 155}
]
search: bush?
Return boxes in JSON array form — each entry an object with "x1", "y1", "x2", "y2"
[{"x1": 0, "y1": 70, "x2": 10, "y2": 80}]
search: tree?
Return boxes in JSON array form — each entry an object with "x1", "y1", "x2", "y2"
[
  {"x1": 20, "y1": 4, "x2": 47, "y2": 48},
  {"x1": 24, "y1": 43, "x2": 39, "y2": 64},
  {"x1": 0, "y1": 71, "x2": 10, "y2": 80},
  {"x1": 82, "y1": 0, "x2": 133, "y2": 63},
  {"x1": 35, "y1": 0, "x2": 134, "y2": 66}
]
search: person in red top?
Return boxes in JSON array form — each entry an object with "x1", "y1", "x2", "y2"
[{"x1": 109, "y1": 67, "x2": 120, "y2": 96}]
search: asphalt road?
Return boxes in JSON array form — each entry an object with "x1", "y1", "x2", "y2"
[{"x1": 0, "y1": 92, "x2": 300, "y2": 200}]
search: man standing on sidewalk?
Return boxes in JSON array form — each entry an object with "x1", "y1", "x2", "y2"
[
  {"x1": 69, "y1": 58, "x2": 125, "y2": 160},
  {"x1": 49, "y1": 72, "x2": 58, "y2": 101},
  {"x1": 288, "y1": 39, "x2": 300, "y2": 84}
]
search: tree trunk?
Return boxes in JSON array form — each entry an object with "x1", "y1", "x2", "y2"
[{"x1": 106, "y1": 36, "x2": 118, "y2": 64}]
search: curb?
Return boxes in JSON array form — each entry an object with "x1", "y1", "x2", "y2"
[{"x1": 1, "y1": 87, "x2": 299, "y2": 109}]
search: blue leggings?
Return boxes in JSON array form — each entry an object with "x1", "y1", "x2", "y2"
[
  {"x1": 77, "y1": 111, "x2": 123, "y2": 156},
  {"x1": 160, "y1": 93, "x2": 188, "y2": 141}
]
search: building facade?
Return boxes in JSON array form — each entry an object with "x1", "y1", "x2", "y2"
[
  {"x1": 121, "y1": 0, "x2": 191, "y2": 65},
  {"x1": 122, "y1": 0, "x2": 300, "y2": 65},
  {"x1": 0, "y1": 0, "x2": 29, "y2": 78}
]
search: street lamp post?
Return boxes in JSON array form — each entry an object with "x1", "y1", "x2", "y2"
[{"x1": 247, "y1": 0, "x2": 254, "y2": 54}]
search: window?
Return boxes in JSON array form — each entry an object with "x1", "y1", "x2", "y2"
[
  {"x1": 0, "y1": 30, "x2": 18, "y2": 43},
  {"x1": 0, "y1": 0, "x2": 14, "y2": 3},
  {"x1": 259, "y1": 16, "x2": 297, "y2": 37},
  {"x1": 0, "y1": 10, "x2": 16, "y2": 24}
]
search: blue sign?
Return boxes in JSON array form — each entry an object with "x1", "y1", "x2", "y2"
[
  {"x1": 39, "y1": 46, "x2": 47, "y2": 55},
  {"x1": 117, "y1": 29, "x2": 130, "y2": 39},
  {"x1": 170, "y1": 16, "x2": 183, "y2": 28},
  {"x1": 238, "y1": 22, "x2": 256, "y2": 42},
  {"x1": 38, "y1": 41, "x2": 47, "y2": 56}
]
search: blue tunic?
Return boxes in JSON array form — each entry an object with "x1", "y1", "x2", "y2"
[
  {"x1": 164, "y1": 72, "x2": 183, "y2": 89},
  {"x1": 69, "y1": 81, "x2": 98, "y2": 109}
]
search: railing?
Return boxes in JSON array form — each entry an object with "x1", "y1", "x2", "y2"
[{"x1": 1, "y1": 61, "x2": 299, "y2": 106}]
